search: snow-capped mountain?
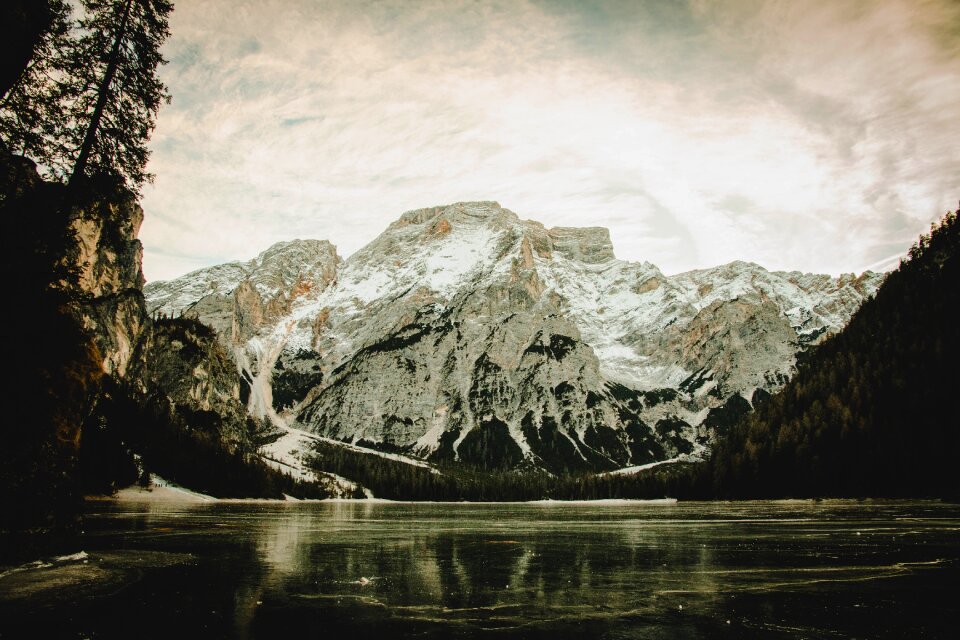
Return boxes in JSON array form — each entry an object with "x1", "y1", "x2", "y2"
[{"x1": 145, "y1": 202, "x2": 882, "y2": 472}]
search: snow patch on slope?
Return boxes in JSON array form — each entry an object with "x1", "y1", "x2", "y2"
[{"x1": 605, "y1": 454, "x2": 699, "y2": 476}]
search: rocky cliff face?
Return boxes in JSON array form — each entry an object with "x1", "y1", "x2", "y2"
[
  {"x1": 65, "y1": 189, "x2": 148, "y2": 377},
  {"x1": 146, "y1": 201, "x2": 884, "y2": 472},
  {"x1": 49, "y1": 170, "x2": 268, "y2": 477},
  {"x1": 1, "y1": 151, "x2": 107, "y2": 530},
  {"x1": 127, "y1": 318, "x2": 255, "y2": 452},
  {"x1": 0, "y1": 148, "x2": 336, "y2": 523}
]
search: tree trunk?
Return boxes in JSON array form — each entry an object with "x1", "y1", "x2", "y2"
[{"x1": 68, "y1": 0, "x2": 135, "y2": 188}]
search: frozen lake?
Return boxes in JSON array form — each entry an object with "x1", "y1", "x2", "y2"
[{"x1": 1, "y1": 500, "x2": 957, "y2": 638}]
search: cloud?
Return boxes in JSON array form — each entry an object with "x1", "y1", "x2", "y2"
[{"x1": 139, "y1": 0, "x2": 960, "y2": 281}]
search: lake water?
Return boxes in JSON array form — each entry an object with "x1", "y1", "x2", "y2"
[{"x1": 1, "y1": 500, "x2": 957, "y2": 638}]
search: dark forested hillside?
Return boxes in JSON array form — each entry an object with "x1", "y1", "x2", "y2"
[{"x1": 710, "y1": 206, "x2": 960, "y2": 498}]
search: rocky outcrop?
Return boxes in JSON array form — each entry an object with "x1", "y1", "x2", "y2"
[
  {"x1": 43, "y1": 174, "x2": 259, "y2": 444},
  {"x1": 146, "y1": 201, "x2": 885, "y2": 472},
  {"x1": 128, "y1": 317, "x2": 258, "y2": 454},
  {"x1": 548, "y1": 226, "x2": 615, "y2": 264},
  {"x1": 65, "y1": 190, "x2": 148, "y2": 377}
]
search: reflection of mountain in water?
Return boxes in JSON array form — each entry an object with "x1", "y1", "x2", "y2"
[
  {"x1": 242, "y1": 502, "x2": 729, "y2": 634},
  {"x1": 3, "y1": 502, "x2": 955, "y2": 639},
  {"x1": 224, "y1": 501, "x2": 950, "y2": 638}
]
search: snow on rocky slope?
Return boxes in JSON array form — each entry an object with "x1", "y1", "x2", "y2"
[{"x1": 145, "y1": 202, "x2": 882, "y2": 473}]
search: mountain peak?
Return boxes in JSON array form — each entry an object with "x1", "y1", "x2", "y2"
[
  {"x1": 547, "y1": 226, "x2": 616, "y2": 264},
  {"x1": 254, "y1": 238, "x2": 339, "y2": 265},
  {"x1": 393, "y1": 201, "x2": 506, "y2": 227},
  {"x1": 145, "y1": 237, "x2": 341, "y2": 323}
]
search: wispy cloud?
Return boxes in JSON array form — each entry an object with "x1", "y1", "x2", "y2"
[{"x1": 140, "y1": 0, "x2": 960, "y2": 281}]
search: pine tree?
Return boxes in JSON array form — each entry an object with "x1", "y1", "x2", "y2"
[
  {"x1": 65, "y1": 0, "x2": 173, "y2": 192},
  {"x1": 0, "y1": 0, "x2": 173, "y2": 194}
]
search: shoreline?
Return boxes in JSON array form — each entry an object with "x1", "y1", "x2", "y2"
[
  {"x1": 84, "y1": 475, "x2": 951, "y2": 507},
  {"x1": 88, "y1": 488, "x2": 680, "y2": 506},
  {"x1": 87, "y1": 489, "x2": 950, "y2": 507}
]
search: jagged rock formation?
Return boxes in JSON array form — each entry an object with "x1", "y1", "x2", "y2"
[
  {"x1": 127, "y1": 317, "x2": 256, "y2": 452},
  {"x1": 144, "y1": 240, "x2": 340, "y2": 343},
  {"x1": 147, "y1": 201, "x2": 883, "y2": 472}
]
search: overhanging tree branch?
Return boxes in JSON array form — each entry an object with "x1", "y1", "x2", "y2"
[{"x1": 68, "y1": 0, "x2": 134, "y2": 188}]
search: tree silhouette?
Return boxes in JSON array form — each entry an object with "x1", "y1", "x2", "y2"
[
  {"x1": 65, "y1": 0, "x2": 172, "y2": 192},
  {"x1": 0, "y1": 0, "x2": 172, "y2": 193}
]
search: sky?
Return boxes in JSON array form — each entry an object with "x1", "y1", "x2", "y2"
[{"x1": 140, "y1": 0, "x2": 960, "y2": 282}]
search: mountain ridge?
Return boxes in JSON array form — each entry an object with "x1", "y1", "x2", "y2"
[{"x1": 145, "y1": 201, "x2": 883, "y2": 474}]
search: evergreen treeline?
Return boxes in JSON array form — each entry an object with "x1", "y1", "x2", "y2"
[
  {"x1": 311, "y1": 442, "x2": 706, "y2": 501},
  {"x1": 709, "y1": 206, "x2": 960, "y2": 499}
]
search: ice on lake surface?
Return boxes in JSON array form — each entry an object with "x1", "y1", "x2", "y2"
[{"x1": 1, "y1": 500, "x2": 958, "y2": 638}]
